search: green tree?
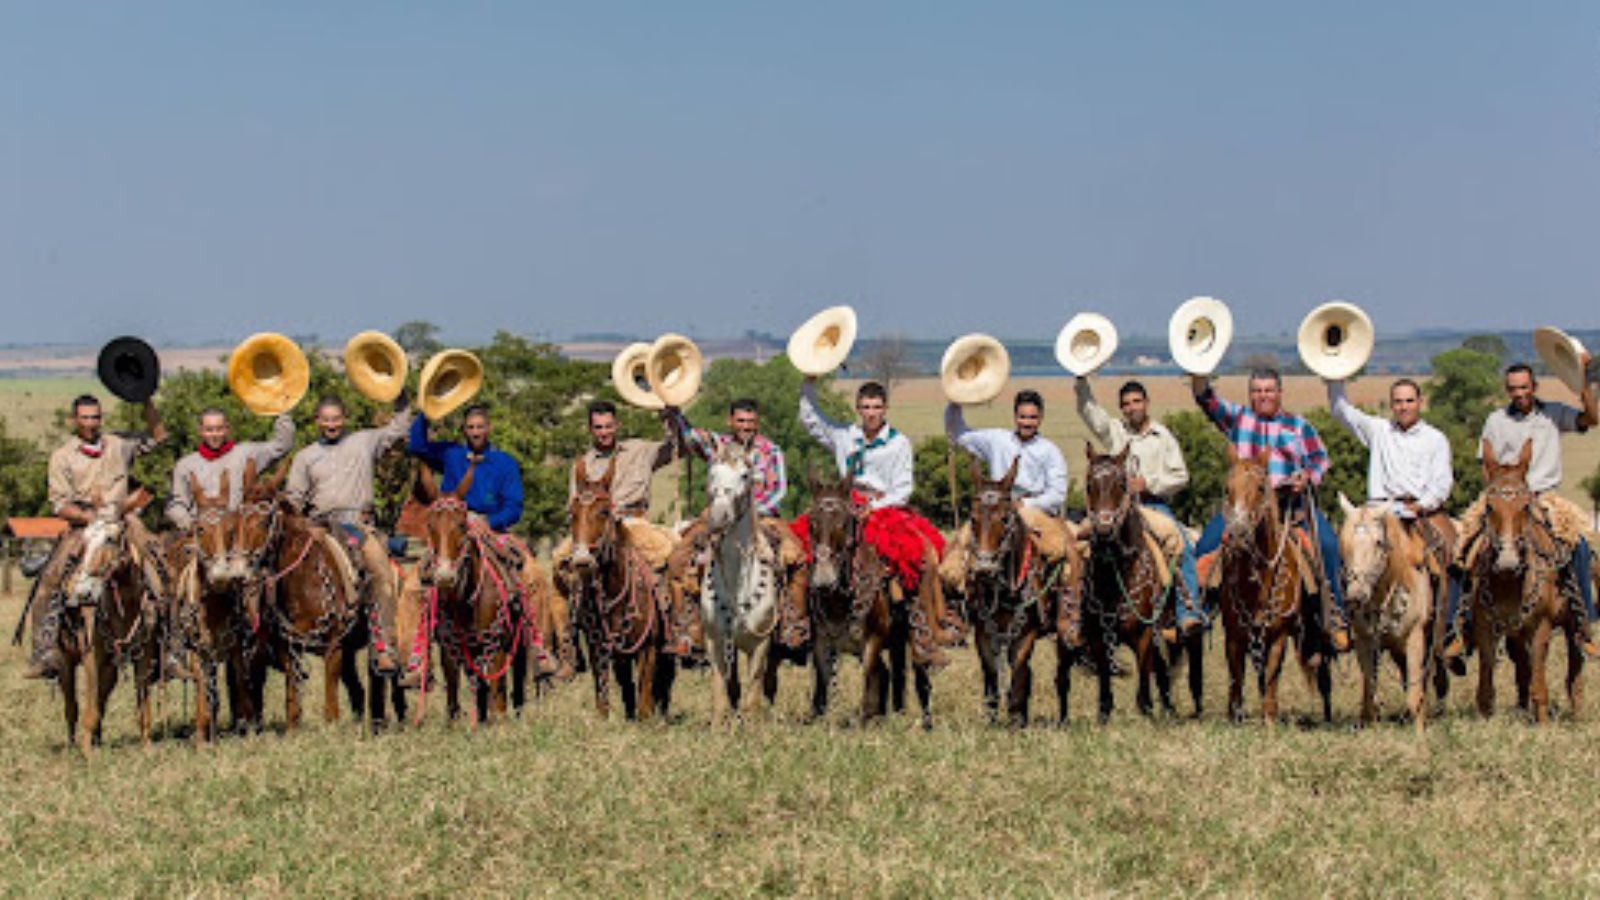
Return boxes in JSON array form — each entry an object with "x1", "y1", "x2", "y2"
[
  {"x1": 0, "y1": 416, "x2": 49, "y2": 518},
  {"x1": 394, "y1": 321, "x2": 444, "y2": 359},
  {"x1": 911, "y1": 435, "x2": 977, "y2": 531},
  {"x1": 1462, "y1": 334, "x2": 1508, "y2": 362},
  {"x1": 1162, "y1": 410, "x2": 1228, "y2": 527},
  {"x1": 1305, "y1": 407, "x2": 1367, "y2": 524}
]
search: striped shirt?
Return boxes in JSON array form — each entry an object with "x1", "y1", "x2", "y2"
[
  {"x1": 669, "y1": 410, "x2": 788, "y2": 516},
  {"x1": 1196, "y1": 388, "x2": 1329, "y2": 488}
]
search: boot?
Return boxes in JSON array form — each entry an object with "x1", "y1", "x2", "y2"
[{"x1": 22, "y1": 650, "x2": 62, "y2": 680}]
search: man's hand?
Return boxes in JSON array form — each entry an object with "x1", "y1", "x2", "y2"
[
  {"x1": 1128, "y1": 474, "x2": 1148, "y2": 496},
  {"x1": 1403, "y1": 499, "x2": 1424, "y2": 517},
  {"x1": 1190, "y1": 375, "x2": 1209, "y2": 396}
]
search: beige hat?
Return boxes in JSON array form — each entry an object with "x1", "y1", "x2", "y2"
[
  {"x1": 1054, "y1": 313, "x2": 1118, "y2": 376},
  {"x1": 1168, "y1": 296, "x2": 1234, "y2": 375},
  {"x1": 611, "y1": 342, "x2": 664, "y2": 410},
  {"x1": 1534, "y1": 326, "x2": 1590, "y2": 396},
  {"x1": 787, "y1": 306, "x2": 858, "y2": 376},
  {"x1": 646, "y1": 333, "x2": 704, "y2": 408},
  {"x1": 940, "y1": 334, "x2": 1010, "y2": 405},
  {"x1": 1297, "y1": 302, "x2": 1375, "y2": 381},
  {"x1": 417, "y1": 350, "x2": 483, "y2": 421},
  {"x1": 228, "y1": 333, "x2": 310, "y2": 417},
  {"x1": 343, "y1": 331, "x2": 408, "y2": 403}
]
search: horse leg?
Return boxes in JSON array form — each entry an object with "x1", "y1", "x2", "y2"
[
  {"x1": 1474, "y1": 620, "x2": 1495, "y2": 717},
  {"x1": 1261, "y1": 636, "x2": 1287, "y2": 724},
  {"x1": 654, "y1": 649, "x2": 677, "y2": 718},
  {"x1": 1318, "y1": 656, "x2": 1333, "y2": 723},
  {"x1": 1055, "y1": 639, "x2": 1072, "y2": 725},
  {"x1": 193, "y1": 654, "x2": 214, "y2": 745},
  {"x1": 861, "y1": 633, "x2": 886, "y2": 724},
  {"x1": 615, "y1": 653, "x2": 639, "y2": 721},
  {"x1": 1355, "y1": 634, "x2": 1379, "y2": 728},
  {"x1": 1566, "y1": 623, "x2": 1585, "y2": 719},
  {"x1": 1135, "y1": 633, "x2": 1155, "y2": 717},
  {"x1": 1007, "y1": 629, "x2": 1037, "y2": 728},
  {"x1": 61, "y1": 660, "x2": 80, "y2": 752},
  {"x1": 1530, "y1": 618, "x2": 1554, "y2": 724},
  {"x1": 761, "y1": 636, "x2": 781, "y2": 708},
  {"x1": 888, "y1": 615, "x2": 908, "y2": 714},
  {"x1": 1406, "y1": 625, "x2": 1428, "y2": 732},
  {"x1": 443, "y1": 651, "x2": 463, "y2": 722},
  {"x1": 323, "y1": 645, "x2": 342, "y2": 724},
  {"x1": 1152, "y1": 634, "x2": 1174, "y2": 716},
  {"x1": 809, "y1": 643, "x2": 831, "y2": 722},
  {"x1": 1508, "y1": 634, "x2": 1531, "y2": 715},
  {"x1": 341, "y1": 648, "x2": 366, "y2": 723},
  {"x1": 914, "y1": 660, "x2": 933, "y2": 731},
  {"x1": 707, "y1": 634, "x2": 730, "y2": 726},
  {"x1": 747, "y1": 638, "x2": 773, "y2": 717},
  {"x1": 79, "y1": 616, "x2": 100, "y2": 754},
  {"x1": 93, "y1": 645, "x2": 117, "y2": 749},
  {"x1": 135, "y1": 653, "x2": 153, "y2": 748},
  {"x1": 1226, "y1": 630, "x2": 1247, "y2": 723},
  {"x1": 1095, "y1": 642, "x2": 1114, "y2": 725},
  {"x1": 511, "y1": 647, "x2": 527, "y2": 715},
  {"x1": 637, "y1": 643, "x2": 658, "y2": 722},
  {"x1": 977, "y1": 624, "x2": 1000, "y2": 724},
  {"x1": 1185, "y1": 631, "x2": 1204, "y2": 719},
  {"x1": 282, "y1": 646, "x2": 302, "y2": 731}
]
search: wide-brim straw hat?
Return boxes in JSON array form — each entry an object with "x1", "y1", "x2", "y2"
[
  {"x1": 1297, "y1": 301, "x2": 1375, "y2": 381},
  {"x1": 787, "y1": 306, "x2": 858, "y2": 376},
  {"x1": 228, "y1": 333, "x2": 310, "y2": 416},
  {"x1": 417, "y1": 349, "x2": 483, "y2": 420},
  {"x1": 1054, "y1": 313, "x2": 1119, "y2": 376},
  {"x1": 96, "y1": 336, "x2": 161, "y2": 402},
  {"x1": 612, "y1": 342, "x2": 664, "y2": 410},
  {"x1": 940, "y1": 334, "x2": 1011, "y2": 404},
  {"x1": 343, "y1": 331, "x2": 408, "y2": 403},
  {"x1": 1534, "y1": 326, "x2": 1590, "y2": 396},
  {"x1": 1168, "y1": 296, "x2": 1234, "y2": 376},
  {"x1": 645, "y1": 333, "x2": 704, "y2": 408}
]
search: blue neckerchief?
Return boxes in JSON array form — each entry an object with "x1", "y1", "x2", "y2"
[
  {"x1": 319, "y1": 434, "x2": 344, "y2": 447},
  {"x1": 846, "y1": 426, "x2": 899, "y2": 478}
]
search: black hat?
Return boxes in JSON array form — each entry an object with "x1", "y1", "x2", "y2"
[{"x1": 96, "y1": 337, "x2": 161, "y2": 402}]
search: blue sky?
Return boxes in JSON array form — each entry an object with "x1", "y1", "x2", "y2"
[{"x1": 2, "y1": 2, "x2": 1598, "y2": 345}]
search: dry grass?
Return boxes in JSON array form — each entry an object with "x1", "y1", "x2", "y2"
[
  {"x1": 0, "y1": 378, "x2": 96, "y2": 444},
  {"x1": 3, "y1": 586, "x2": 1600, "y2": 896}
]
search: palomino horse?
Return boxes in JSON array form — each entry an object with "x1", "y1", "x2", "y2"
[
  {"x1": 1082, "y1": 446, "x2": 1200, "y2": 720},
  {"x1": 1337, "y1": 496, "x2": 1448, "y2": 731},
  {"x1": 801, "y1": 471, "x2": 934, "y2": 727},
  {"x1": 1215, "y1": 451, "x2": 1331, "y2": 723},
  {"x1": 957, "y1": 456, "x2": 1081, "y2": 726},
  {"x1": 412, "y1": 464, "x2": 539, "y2": 724},
  {"x1": 699, "y1": 444, "x2": 783, "y2": 723},
  {"x1": 567, "y1": 457, "x2": 676, "y2": 720},
  {"x1": 1467, "y1": 439, "x2": 1583, "y2": 722},
  {"x1": 56, "y1": 489, "x2": 165, "y2": 752}
]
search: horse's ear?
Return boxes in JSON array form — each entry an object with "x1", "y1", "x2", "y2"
[
  {"x1": 417, "y1": 465, "x2": 439, "y2": 503},
  {"x1": 599, "y1": 458, "x2": 615, "y2": 489},
  {"x1": 187, "y1": 473, "x2": 202, "y2": 503},
  {"x1": 969, "y1": 455, "x2": 983, "y2": 487},
  {"x1": 1516, "y1": 438, "x2": 1533, "y2": 472},
  {"x1": 1339, "y1": 492, "x2": 1357, "y2": 520},
  {"x1": 805, "y1": 459, "x2": 819, "y2": 494},
  {"x1": 454, "y1": 461, "x2": 477, "y2": 500},
  {"x1": 1084, "y1": 441, "x2": 1096, "y2": 463},
  {"x1": 242, "y1": 457, "x2": 258, "y2": 494},
  {"x1": 1001, "y1": 455, "x2": 1019, "y2": 490},
  {"x1": 217, "y1": 468, "x2": 230, "y2": 503},
  {"x1": 1114, "y1": 445, "x2": 1130, "y2": 467},
  {"x1": 1480, "y1": 438, "x2": 1499, "y2": 478},
  {"x1": 1225, "y1": 444, "x2": 1238, "y2": 463},
  {"x1": 574, "y1": 456, "x2": 589, "y2": 486}
]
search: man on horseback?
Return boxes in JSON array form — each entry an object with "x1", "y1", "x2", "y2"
[
  {"x1": 1192, "y1": 368, "x2": 1351, "y2": 652},
  {"x1": 284, "y1": 394, "x2": 412, "y2": 673},
  {"x1": 1074, "y1": 377, "x2": 1205, "y2": 638},
  {"x1": 1450, "y1": 361, "x2": 1600, "y2": 658},
  {"x1": 24, "y1": 393, "x2": 166, "y2": 679},
  {"x1": 167, "y1": 409, "x2": 294, "y2": 530},
  {"x1": 799, "y1": 377, "x2": 956, "y2": 667},
  {"x1": 408, "y1": 403, "x2": 523, "y2": 534}
]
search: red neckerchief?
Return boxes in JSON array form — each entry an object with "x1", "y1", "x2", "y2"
[
  {"x1": 78, "y1": 440, "x2": 104, "y2": 459},
  {"x1": 198, "y1": 441, "x2": 235, "y2": 462}
]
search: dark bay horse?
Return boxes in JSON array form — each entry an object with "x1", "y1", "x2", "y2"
[
  {"x1": 1468, "y1": 439, "x2": 1583, "y2": 722},
  {"x1": 1082, "y1": 446, "x2": 1200, "y2": 720},
  {"x1": 567, "y1": 457, "x2": 675, "y2": 720}
]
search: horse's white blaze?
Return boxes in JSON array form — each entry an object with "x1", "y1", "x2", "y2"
[{"x1": 70, "y1": 519, "x2": 123, "y2": 605}]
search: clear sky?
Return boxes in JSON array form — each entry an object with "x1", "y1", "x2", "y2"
[{"x1": 3, "y1": 2, "x2": 1598, "y2": 346}]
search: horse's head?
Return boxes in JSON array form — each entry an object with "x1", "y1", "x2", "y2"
[
  {"x1": 568, "y1": 456, "x2": 616, "y2": 573},
  {"x1": 70, "y1": 488, "x2": 150, "y2": 606},
  {"x1": 1084, "y1": 443, "x2": 1134, "y2": 541},
  {"x1": 969, "y1": 455, "x2": 1020, "y2": 575},
  {"x1": 189, "y1": 469, "x2": 244, "y2": 588},
  {"x1": 805, "y1": 463, "x2": 856, "y2": 592},
  {"x1": 232, "y1": 459, "x2": 287, "y2": 587},
  {"x1": 417, "y1": 462, "x2": 476, "y2": 589},
  {"x1": 706, "y1": 444, "x2": 755, "y2": 531},
  {"x1": 1223, "y1": 449, "x2": 1272, "y2": 543},
  {"x1": 1338, "y1": 494, "x2": 1391, "y2": 607},
  {"x1": 1482, "y1": 438, "x2": 1535, "y2": 574}
]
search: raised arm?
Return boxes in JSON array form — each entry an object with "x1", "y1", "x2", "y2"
[
  {"x1": 1299, "y1": 418, "x2": 1331, "y2": 486},
  {"x1": 1326, "y1": 380, "x2": 1375, "y2": 448},
  {"x1": 371, "y1": 408, "x2": 415, "y2": 459},
  {"x1": 1074, "y1": 378, "x2": 1119, "y2": 449},
  {"x1": 799, "y1": 380, "x2": 850, "y2": 453},
  {"x1": 407, "y1": 415, "x2": 452, "y2": 469},
  {"x1": 1192, "y1": 376, "x2": 1240, "y2": 433},
  {"x1": 942, "y1": 402, "x2": 993, "y2": 458}
]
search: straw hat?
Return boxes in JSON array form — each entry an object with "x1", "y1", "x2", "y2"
[
  {"x1": 1297, "y1": 301, "x2": 1375, "y2": 381},
  {"x1": 1054, "y1": 313, "x2": 1118, "y2": 376},
  {"x1": 1534, "y1": 326, "x2": 1590, "y2": 396},
  {"x1": 787, "y1": 306, "x2": 858, "y2": 376},
  {"x1": 343, "y1": 331, "x2": 408, "y2": 403},
  {"x1": 1168, "y1": 297, "x2": 1234, "y2": 375},
  {"x1": 940, "y1": 334, "x2": 1010, "y2": 404},
  {"x1": 417, "y1": 350, "x2": 483, "y2": 420},
  {"x1": 645, "y1": 333, "x2": 704, "y2": 408},
  {"x1": 96, "y1": 337, "x2": 161, "y2": 402},
  {"x1": 611, "y1": 342, "x2": 664, "y2": 410},
  {"x1": 228, "y1": 333, "x2": 310, "y2": 416}
]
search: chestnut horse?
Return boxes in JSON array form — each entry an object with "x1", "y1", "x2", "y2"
[
  {"x1": 1467, "y1": 439, "x2": 1584, "y2": 722},
  {"x1": 1082, "y1": 446, "x2": 1200, "y2": 720},
  {"x1": 957, "y1": 456, "x2": 1081, "y2": 726},
  {"x1": 567, "y1": 457, "x2": 676, "y2": 720},
  {"x1": 1215, "y1": 451, "x2": 1331, "y2": 723}
]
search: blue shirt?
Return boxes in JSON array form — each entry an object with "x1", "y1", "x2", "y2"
[{"x1": 408, "y1": 417, "x2": 524, "y2": 531}]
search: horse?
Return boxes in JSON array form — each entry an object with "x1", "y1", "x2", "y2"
[
  {"x1": 412, "y1": 463, "x2": 537, "y2": 724},
  {"x1": 1214, "y1": 450, "x2": 1331, "y2": 723},
  {"x1": 55, "y1": 489, "x2": 165, "y2": 752},
  {"x1": 566, "y1": 456, "x2": 676, "y2": 720},
  {"x1": 801, "y1": 471, "x2": 934, "y2": 728},
  {"x1": 1082, "y1": 445, "x2": 1200, "y2": 721},
  {"x1": 1337, "y1": 496, "x2": 1448, "y2": 731},
  {"x1": 1466, "y1": 439, "x2": 1584, "y2": 723},
  {"x1": 698, "y1": 444, "x2": 783, "y2": 723},
  {"x1": 956, "y1": 456, "x2": 1081, "y2": 726}
]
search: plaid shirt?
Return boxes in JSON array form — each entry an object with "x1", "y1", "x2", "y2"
[
  {"x1": 1197, "y1": 388, "x2": 1329, "y2": 488},
  {"x1": 671, "y1": 412, "x2": 788, "y2": 516}
]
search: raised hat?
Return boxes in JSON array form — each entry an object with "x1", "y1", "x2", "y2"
[
  {"x1": 1168, "y1": 296, "x2": 1234, "y2": 376},
  {"x1": 343, "y1": 331, "x2": 408, "y2": 403},
  {"x1": 1297, "y1": 301, "x2": 1375, "y2": 381},
  {"x1": 611, "y1": 342, "x2": 664, "y2": 410},
  {"x1": 1534, "y1": 326, "x2": 1590, "y2": 396},
  {"x1": 417, "y1": 350, "x2": 483, "y2": 421},
  {"x1": 940, "y1": 334, "x2": 1011, "y2": 404},
  {"x1": 228, "y1": 333, "x2": 310, "y2": 416},
  {"x1": 96, "y1": 337, "x2": 161, "y2": 402},
  {"x1": 787, "y1": 306, "x2": 858, "y2": 376},
  {"x1": 1054, "y1": 313, "x2": 1119, "y2": 376},
  {"x1": 645, "y1": 333, "x2": 704, "y2": 408}
]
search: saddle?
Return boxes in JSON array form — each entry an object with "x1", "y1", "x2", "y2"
[{"x1": 1198, "y1": 521, "x2": 1320, "y2": 597}]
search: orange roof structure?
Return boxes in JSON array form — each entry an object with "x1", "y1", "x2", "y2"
[{"x1": 6, "y1": 518, "x2": 68, "y2": 539}]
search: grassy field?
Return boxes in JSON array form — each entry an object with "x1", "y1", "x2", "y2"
[{"x1": 4, "y1": 584, "x2": 1600, "y2": 896}]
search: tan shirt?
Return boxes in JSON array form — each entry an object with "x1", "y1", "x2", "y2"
[
  {"x1": 286, "y1": 412, "x2": 412, "y2": 521},
  {"x1": 1075, "y1": 379, "x2": 1190, "y2": 501},
  {"x1": 570, "y1": 438, "x2": 677, "y2": 513},
  {"x1": 167, "y1": 414, "x2": 296, "y2": 530},
  {"x1": 1480, "y1": 400, "x2": 1585, "y2": 494},
  {"x1": 48, "y1": 432, "x2": 160, "y2": 516}
]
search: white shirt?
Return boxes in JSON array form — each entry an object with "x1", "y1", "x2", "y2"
[
  {"x1": 1480, "y1": 399, "x2": 1586, "y2": 493},
  {"x1": 1073, "y1": 379, "x2": 1189, "y2": 501},
  {"x1": 799, "y1": 382, "x2": 913, "y2": 510},
  {"x1": 943, "y1": 404, "x2": 1068, "y2": 515},
  {"x1": 1328, "y1": 381, "x2": 1454, "y2": 516}
]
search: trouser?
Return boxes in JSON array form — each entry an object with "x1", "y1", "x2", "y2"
[
  {"x1": 1196, "y1": 500, "x2": 1347, "y2": 626},
  {"x1": 350, "y1": 528, "x2": 400, "y2": 662},
  {"x1": 1142, "y1": 502, "x2": 1204, "y2": 628},
  {"x1": 28, "y1": 530, "x2": 85, "y2": 668}
]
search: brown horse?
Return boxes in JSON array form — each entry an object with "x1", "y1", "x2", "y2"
[
  {"x1": 956, "y1": 456, "x2": 1081, "y2": 726},
  {"x1": 1215, "y1": 451, "x2": 1330, "y2": 723},
  {"x1": 801, "y1": 470, "x2": 934, "y2": 727},
  {"x1": 567, "y1": 457, "x2": 676, "y2": 720},
  {"x1": 55, "y1": 489, "x2": 164, "y2": 752},
  {"x1": 1467, "y1": 439, "x2": 1584, "y2": 722},
  {"x1": 1082, "y1": 446, "x2": 1200, "y2": 720}
]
